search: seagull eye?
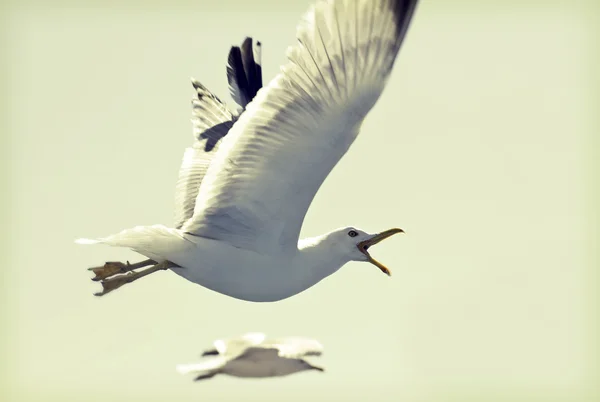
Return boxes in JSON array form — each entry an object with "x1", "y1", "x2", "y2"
[{"x1": 347, "y1": 230, "x2": 358, "y2": 238}]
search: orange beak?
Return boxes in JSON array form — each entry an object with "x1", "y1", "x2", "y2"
[{"x1": 356, "y1": 228, "x2": 404, "y2": 276}]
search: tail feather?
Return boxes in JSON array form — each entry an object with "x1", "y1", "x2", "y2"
[
  {"x1": 75, "y1": 238, "x2": 100, "y2": 245},
  {"x1": 75, "y1": 224, "x2": 190, "y2": 261}
]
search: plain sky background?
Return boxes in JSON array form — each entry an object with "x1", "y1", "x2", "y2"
[{"x1": 2, "y1": 0, "x2": 597, "y2": 401}]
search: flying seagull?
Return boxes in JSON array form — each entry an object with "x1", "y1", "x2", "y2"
[
  {"x1": 77, "y1": 0, "x2": 419, "y2": 301},
  {"x1": 176, "y1": 332, "x2": 325, "y2": 381}
]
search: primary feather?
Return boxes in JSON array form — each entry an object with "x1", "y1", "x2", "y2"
[{"x1": 227, "y1": 37, "x2": 264, "y2": 110}]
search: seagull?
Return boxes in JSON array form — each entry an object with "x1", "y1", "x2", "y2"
[
  {"x1": 77, "y1": 0, "x2": 419, "y2": 301},
  {"x1": 176, "y1": 332, "x2": 325, "y2": 381}
]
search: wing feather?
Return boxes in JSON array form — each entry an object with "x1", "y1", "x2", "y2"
[
  {"x1": 174, "y1": 36, "x2": 265, "y2": 229},
  {"x1": 173, "y1": 80, "x2": 234, "y2": 229},
  {"x1": 183, "y1": 0, "x2": 419, "y2": 252},
  {"x1": 267, "y1": 337, "x2": 324, "y2": 358},
  {"x1": 227, "y1": 37, "x2": 264, "y2": 111}
]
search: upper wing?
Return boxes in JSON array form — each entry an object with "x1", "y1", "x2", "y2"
[
  {"x1": 267, "y1": 337, "x2": 324, "y2": 359},
  {"x1": 213, "y1": 332, "x2": 267, "y2": 357},
  {"x1": 173, "y1": 80, "x2": 235, "y2": 229},
  {"x1": 227, "y1": 37, "x2": 263, "y2": 112},
  {"x1": 183, "y1": 0, "x2": 419, "y2": 253}
]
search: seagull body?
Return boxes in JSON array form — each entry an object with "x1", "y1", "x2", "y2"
[
  {"x1": 90, "y1": 225, "x2": 375, "y2": 302},
  {"x1": 176, "y1": 332, "x2": 325, "y2": 381},
  {"x1": 78, "y1": 0, "x2": 419, "y2": 301}
]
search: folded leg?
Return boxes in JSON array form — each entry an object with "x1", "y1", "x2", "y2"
[
  {"x1": 92, "y1": 260, "x2": 179, "y2": 297},
  {"x1": 88, "y1": 259, "x2": 156, "y2": 281}
]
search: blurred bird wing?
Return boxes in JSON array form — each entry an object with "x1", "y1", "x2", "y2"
[
  {"x1": 214, "y1": 332, "x2": 267, "y2": 356},
  {"x1": 267, "y1": 337, "x2": 324, "y2": 358}
]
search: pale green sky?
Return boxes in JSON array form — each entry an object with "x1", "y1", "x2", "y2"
[{"x1": 3, "y1": 1, "x2": 596, "y2": 401}]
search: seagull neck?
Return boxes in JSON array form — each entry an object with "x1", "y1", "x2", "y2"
[{"x1": 297, "y1": 236, "x2": 347, "y2": 282}]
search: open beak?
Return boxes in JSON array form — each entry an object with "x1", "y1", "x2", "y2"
[{"x1": 357, "y1": 228, "x2": 404, "y2": 276}]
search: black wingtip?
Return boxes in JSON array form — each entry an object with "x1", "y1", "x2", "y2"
[
  {"x1": 201, "y1": 349, "x2": 219, "y2": 357},
  {"x1": 226, "y1": 36, "x2": 264, "y2": 109},
  {"x1": 193, "y1": 372, "x2": 217, "y2": 382},
  {"x1": 227, "y1": 45, "x2": 250, "y2": 106},
  {"x1": 241, "y1": 36, "x2": 252, "y2": 48},
  {"x1": 190, "y1": 78, "x2": 200, "y2": 90},
  {"x1": 391, "y1": 0, "x2": 420, "y2": 46}
]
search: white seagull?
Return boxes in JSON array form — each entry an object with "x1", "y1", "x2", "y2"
[
  {"x1": 77, "y1": 0, "x2": 419, "y2": 301},
  {"x1": 176, "y1": 332, "x2": 325, "y2": 381}
]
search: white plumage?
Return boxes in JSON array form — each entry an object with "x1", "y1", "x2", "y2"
[{"x1": 77, "y1": 0, "x2": 418, "y2": 301}]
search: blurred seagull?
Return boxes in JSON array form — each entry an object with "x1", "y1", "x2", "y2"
[
  {"x1": 77, "y1": 0, "x2": 419, "y2": 301},
  {"x1": 176, "y1": 333, "x2": 325, "y2": 381}
]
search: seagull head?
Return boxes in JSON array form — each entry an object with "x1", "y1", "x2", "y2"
[{"x1": 329, "y1": 226, "x2": 404, "y2": 276}]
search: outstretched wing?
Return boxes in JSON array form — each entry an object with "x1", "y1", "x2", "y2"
[
  {"x1": 182, "y1": 0, "x2": 419, "y2": 252},
  {"x1": 227, "y1": 37, "x2": 263, "y2": 111},
  {"x1": 174, "y1": 38, "x2": 265, "y2": 229},
  {"x1": 173, "y1": 80, "x2": 235, "y2": 229}
]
